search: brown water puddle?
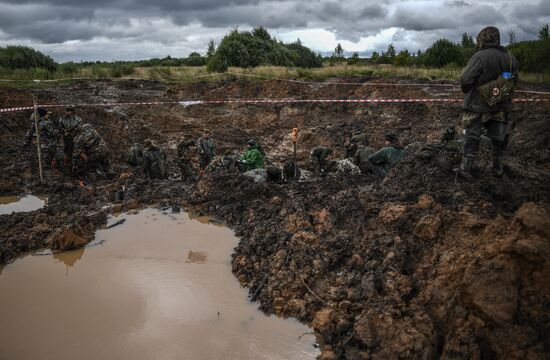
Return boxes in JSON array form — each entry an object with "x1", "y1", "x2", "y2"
[
  {"x1": 0, "y1": 194, "x2": 46, "y2": 215},
  {"x1": 0, "y1": 208, "x2": 318, "y2": 360}
]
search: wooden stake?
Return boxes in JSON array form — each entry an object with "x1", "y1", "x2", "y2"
[{"x1": 32, "y1": 95, "x2": 44, "y2": 182}]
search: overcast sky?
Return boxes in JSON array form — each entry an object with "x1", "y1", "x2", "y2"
[{"x1": 0, "y1": 0, "x2": 548, "y2": 62}]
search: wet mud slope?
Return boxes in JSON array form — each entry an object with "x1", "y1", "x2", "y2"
[{"x1": 1, "y1": 78, "x2": 550, "y2": 359}]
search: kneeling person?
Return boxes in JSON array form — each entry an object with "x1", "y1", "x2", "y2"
[
  {"x1": 143, "y1": 139, "x2": 168, "y2": 180},
  {"x1": 310, "y1": 146, "x2": 332, "y2": 174},
  {"x1": 240, "y1": 140, "x2": 265, "y2": 171},
  {"x1": 72, "y1": 123, "x2": 109, "y2": 174},
  {"x1": 368, "y1": 132, "x2": 406, "y2": 178}
]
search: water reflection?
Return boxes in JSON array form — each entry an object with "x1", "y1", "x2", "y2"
[
  {"x1": 0, "y1": 195, "x2": 46, "y2": 215},
  {"x1": 53, "y1": 248, "x2": 85, "y2": 275},
  {"x1": 0, "y1": 209, "x2": 318, "y2": 360}
]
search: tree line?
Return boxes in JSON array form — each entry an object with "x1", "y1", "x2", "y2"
[
  {"x1": 339, "y1": 25, "x2": 550, "y2": 73},
  {"x1": 0, "y1": 25, "x2": 548, "y2": 75}
]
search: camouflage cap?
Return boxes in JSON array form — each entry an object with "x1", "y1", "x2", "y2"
[{"x1": 476, "y1": 26, "x2": 500, "y2": 48}]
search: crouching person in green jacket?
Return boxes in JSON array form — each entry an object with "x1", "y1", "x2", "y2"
[
  {"x1": 240, "y1": 139, "x2": 265, "y2": 171},
  {"x1": 368, "y1": 132, "x2": 407, "y2": 178}
]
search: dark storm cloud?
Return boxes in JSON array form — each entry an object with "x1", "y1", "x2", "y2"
[{"x1": 0, "y1": 0, "x2": 547, "y2": 61}]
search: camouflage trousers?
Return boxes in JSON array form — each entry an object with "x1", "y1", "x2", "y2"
[
  {"x1": 198, "y1": 154, "x2": 213, "y2": 171},
  {"x1": 63, "y1": 135, "x2": 75, "y2": 163},
  {"x1": 179, "y1": 159, "x2": 196, "y2": 181},
  {"x1": 462, "y1": 111, "x2": 509, "y2": 158}
]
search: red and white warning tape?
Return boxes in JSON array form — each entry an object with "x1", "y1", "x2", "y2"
[{"x1": 0, "y1": 97, "x2": 547, "y2": 114}]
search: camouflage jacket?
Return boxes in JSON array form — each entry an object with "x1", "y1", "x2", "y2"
[
  {"x1": 73, "y1": 124, "x2": 108, "y2": 161},
  {"x1": 58, "y1": 115, "x2": 82, "y2": 137},
  {"x1": 354, "y1": 145, "x2": 374, "y2": 165},
  {"x1": 38, "y1": 118, "x2": 58, "y2": 145},
  {"x1": 197, "y1": 137, "x2": 215, "y2": 157}
]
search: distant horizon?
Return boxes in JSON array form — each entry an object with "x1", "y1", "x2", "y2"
[{"x1": 0, "y1": 0, "x2": 548, "y2": 62}]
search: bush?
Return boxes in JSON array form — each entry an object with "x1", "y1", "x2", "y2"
[
  {"x1": 508, "y1": 39, "x2": 550, "y2": 73},
  {"x1": 206, "y1": 53, "x2": 228, "y2": 73},
  {"x1": 0, "y1": 45, "x2": 56, "y2": 71},
  {"x1": 184, "y1": 52, "x2": 206, "y2": 66},
  {"x1": 423, "y1": 39, "x2": 465, "y2": 67},
  {"x1": 212, "y1": 27, "x2": 322, "y2": 69},
  {"x1": 285, "y1": 41, "x2": 323, "y2": 68},
  {"x1": 57, "y1": 62, "x2": 79, "y2": 75},
  {"x1": 110, "y1": 63, "x2": 135, "y2": 78}
]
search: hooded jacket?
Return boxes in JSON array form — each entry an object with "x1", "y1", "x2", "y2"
[
  {"x1": 460, "y1": 28, "x2": 519, "y2": 114},
  {"x1": 240, "y1": 145, "x2": 265, "y2": 171}
]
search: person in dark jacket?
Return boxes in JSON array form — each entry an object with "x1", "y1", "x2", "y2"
[
  {"x1": 456, "y1": 26, "x2": 519, "y2": 178},
  {"x1": 310, "y1": 146, "x2": 332, "y2": 174},
  {"x1": 142, "y1": 139, "x2": 167, "y2": 180},
  {"x1": 177, "y1": 138, "x2": 196, "y2": 181},
  {"x1": 368, "y1": 132, "x2": 406, "y2": 178}
]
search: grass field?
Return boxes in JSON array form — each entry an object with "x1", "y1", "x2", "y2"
[{"x1": 1, "y1": 64, "x2": 548, "y2": 85}]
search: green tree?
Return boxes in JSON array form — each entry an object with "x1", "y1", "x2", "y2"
[
  {"x1": 385, "y1": 43, "x2": 396, "y2": 58},
  {"x1": 206, "y1": 40, "x2": 216, "y2": 59},
  {"x1": 423, "y1": 39, "x2": 465, "y2": 67},
  {"x1": 0, "y1": 45, "x2": 56, "y2": 71},
  {"x1": 394, "y1": 49, "x2": 410, "y2": 66},
  {"x1": 508, "y1": 31, "x2": 516, "y2": 45},
  {"x1": 508, "y1": 38, "x2": 550, "y2": 72},
  {"x1": 185, "y1": 52, "x2": 205, "y2": 66},
  {"x1": 252, "y1": 26, "x2": 271, "y2": 41},
  {"x1": 539, "y1": 24, "x2": 549, "y2": 40},
  {"x1": 347, "y1": 52, "x2": 360, "y2": 65},
  {"x1": 333, "y1": 43, "x2": 345, "y2": 59},
  {"x1": 370, "y1": 51, "x2": 380, "y2": 63},
  {"x1": 206, "y1": 53, "x2": 228, "y2": 73},
  {"x1": 209, "y1": 27, "x2": 321, "y2": 69},
  {"x1": 460, "y1": 33, "x2": 475, "y2": 48},
  {"x1": 285, "y1": 41, "x2": 323, "y2": 68}
]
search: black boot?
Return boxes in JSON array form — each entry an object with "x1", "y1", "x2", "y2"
[
  {"x1": 454, "y1": 155, "x2": 475, "y2": 179},
  {"x1": 493, "y1": 154, "x2": 504, "y2": 177}
]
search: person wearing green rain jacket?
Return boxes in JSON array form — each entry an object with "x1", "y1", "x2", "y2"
[{"x1": 240, "y1": 140, "x2": 265, "y2": 171}]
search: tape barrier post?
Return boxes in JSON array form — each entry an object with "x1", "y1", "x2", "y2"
[{"x1": 32, "y1": 95, "x2": 44, "y2": 183}]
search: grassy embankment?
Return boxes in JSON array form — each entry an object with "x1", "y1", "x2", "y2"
[{"x1": 0, "y1": 64, "x2": 548, "y2": 86}]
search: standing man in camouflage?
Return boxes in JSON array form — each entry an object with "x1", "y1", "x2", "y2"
[
  {"x1": 58, "y1": 106, "x2": 82, "y2": 165},
  {"x1": 33, "y1": 108, "x2": 59, "y2": 168},
  {"x1": 455, "y1": 26, "x2": 519, "y2": 178},
  {"x1": 72, "y1": 123, "x2": 110, "y2": 175},
  {"x1": 197, "y1": 129, "x2": 216, "y2": 176}
]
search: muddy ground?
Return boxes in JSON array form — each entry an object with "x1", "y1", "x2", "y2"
[{"x1": 1, "y1": 78, "x2": 550, "y2": 359}]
